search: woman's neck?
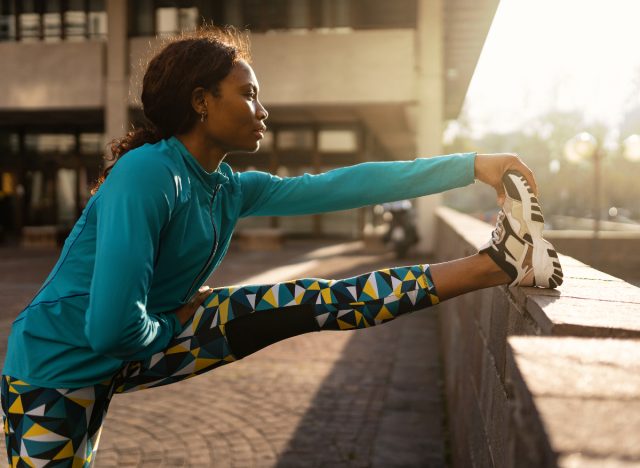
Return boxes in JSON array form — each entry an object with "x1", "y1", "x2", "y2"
[{"x1": 175, "y1": 132, "x2": 226, "y2": 173}]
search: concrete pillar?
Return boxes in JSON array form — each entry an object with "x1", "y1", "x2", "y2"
[
  {"x1": 415, "y1": 0, "x2": 444, "y2": 254},
  {"x1": 104, "y1": 0, "x2": 129, "y2": 156}
]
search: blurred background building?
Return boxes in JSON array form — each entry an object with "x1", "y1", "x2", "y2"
[{"x1": 0, "y1": 0, "x2": 498, "y2": 248}]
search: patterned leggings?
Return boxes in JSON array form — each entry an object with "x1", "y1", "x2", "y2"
[{"x1": 1, "y1": 264, "x2": 439, "y2": 467}]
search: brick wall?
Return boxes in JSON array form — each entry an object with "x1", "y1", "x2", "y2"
[{"x1": 434, "y1": 207, "x2": 640, "y2": 467}]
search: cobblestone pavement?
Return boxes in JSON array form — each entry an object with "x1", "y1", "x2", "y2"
[{"x1": 0, "y1": 241, "x2": 448, "y2": 467}]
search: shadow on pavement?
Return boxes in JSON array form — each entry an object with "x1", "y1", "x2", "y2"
[{"x1": 273, "y1": 257, "x2": 448, "y2": 468}]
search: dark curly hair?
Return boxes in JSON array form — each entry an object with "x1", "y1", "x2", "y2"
[{"x1": 92, "y1": 27, "x2": 251, "y2": 193}]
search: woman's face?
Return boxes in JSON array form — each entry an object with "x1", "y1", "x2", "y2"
[{"x1": 204, "y1": 60, "x2": 268, "y2": 154}]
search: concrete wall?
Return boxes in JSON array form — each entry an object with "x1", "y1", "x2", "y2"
[
  {"x1": 128, "y1": 29, "x2": 416, "y2": 107},
  {"x1": 0, "y1": 29, "x2": 414, "y2": 110},
  {"x1": 434, "y1": 207, "x2": 640, "y2": 467},
  {"x1": 0, "y1": 41, "x2": 104, "y2": 109}
]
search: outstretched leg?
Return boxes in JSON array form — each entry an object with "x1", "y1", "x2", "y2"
[
  {"x1": 114, "y1": 258, "x2": 509, "y2": 393},
  {"x1": 429, "y1": 252, "x2": 510, "y2": 300}
]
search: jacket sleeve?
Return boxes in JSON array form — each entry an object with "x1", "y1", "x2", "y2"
[
  {"x1": 237, "y1": 152, "x2": 476, "y2": 217},
  {"x1": 85, "y1": 153, "x2": 181, "y2": 361}
]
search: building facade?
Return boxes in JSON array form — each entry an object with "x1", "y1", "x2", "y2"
[{"x1": 0, "y1": 0, "x2": 498, "y2": 248}]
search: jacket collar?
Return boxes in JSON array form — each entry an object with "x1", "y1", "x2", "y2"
[{"x1": 167, "y1": 136, "x2": 230, "y2": 191}]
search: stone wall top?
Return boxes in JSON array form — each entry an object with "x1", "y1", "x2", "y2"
[
  {"x1": 436, "y1": 206, "x2": 640, "y2": 339},
  {"x1": 508, "y1": 336, "x2": 640, "y2": 467}
]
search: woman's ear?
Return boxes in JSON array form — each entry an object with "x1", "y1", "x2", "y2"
[{"x1": 190, "y1": 87, "x2": 208, "y2": 115}]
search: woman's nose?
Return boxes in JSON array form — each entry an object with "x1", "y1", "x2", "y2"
[{"x1": 257, "y1": 101, "x2": 268, "y2": 121}]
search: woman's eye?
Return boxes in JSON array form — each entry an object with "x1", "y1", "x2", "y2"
[{"x1": 246, "y1": 93, "x2": 256, "y2": 100}]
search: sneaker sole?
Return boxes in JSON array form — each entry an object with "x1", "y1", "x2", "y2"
[{"x1": 503, "y1": 171, "x2": 564, "y2": 288}]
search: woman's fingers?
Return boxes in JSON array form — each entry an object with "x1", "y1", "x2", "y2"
[
  {"x1": 177, "y1": 286, "x2": 214, "y2": 325},
  {"x1": 193, "y1": 285, "x2": 214, "y2": 308},
  {"x1": 475, "y1": 153, "x2": 539, "y2": 205},
  {"x1": 507, "y1": 158, "x2": 538, "y2": 195}
]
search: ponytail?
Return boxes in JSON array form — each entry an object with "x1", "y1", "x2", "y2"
[{"x1": 91, "y1": 125, "x2": 162, "y2": 194}]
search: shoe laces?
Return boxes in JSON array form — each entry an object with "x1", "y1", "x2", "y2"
[{"x1": 492, "y1": 211, "x2": 506, "y2": 244}]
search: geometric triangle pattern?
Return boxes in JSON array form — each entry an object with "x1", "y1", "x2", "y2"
[
  {"x1": 1, "y1": 375, "x2": 113, "y2": 467},
  {"x1": 114, "y1": 264, "x2": 439, "y2": 394},
  {"x1": 307, "y1": 264, "x2": 439, "y2": 331},
  {"x1": 114, "y1": 298, "x2": 234, "y2": 394}
]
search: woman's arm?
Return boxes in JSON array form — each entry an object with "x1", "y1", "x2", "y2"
[
  {"x1": 238, "y1": 152, "x2": 476, "y2": 217},
  {"x1": 85, "y1": 153, "x2": 181, "y2": 361}
]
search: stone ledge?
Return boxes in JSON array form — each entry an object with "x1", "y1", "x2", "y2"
[
  {"x1": 546, "y1": 230, "x2": 640, "y2": 239},
  {"x1": 434, "y1": 206, "x2": 640, "y2": 468},
  {"x1": 510, "y1": 250, "x2": 640, "y2": 339},
  {"x1": 437, "y1": 205, "x2": 640, "y2": 339},
  {"x1": 508, "y1": 336, "x2": 640, "y2": 467}
]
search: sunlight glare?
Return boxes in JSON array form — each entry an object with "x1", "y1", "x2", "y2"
[{"x1": 463, "y1": 0, "x2": 640, "y2": 136}]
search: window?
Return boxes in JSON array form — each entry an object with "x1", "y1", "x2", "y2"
[
  {"x1": 223, "y1": 0, "x2": 242, "y2": 26},
  {"x1": 155, "y1": 8, "x2": 178, "y2": 36},
  {"x1": 312, "y1": 0, "x2": 350, "y2": 29},
  {"x1": 0, "y1": 0, "x2": 106, "y2": 42},
  {"x1": 19, "y1": 0, "x2": 40, "y2": 43},
  {"x1": 318, "y1": 129, "x2": 357, "y2": 153},
  {"x1": 0, "y1": 0, "x2": 16, "y2": 40},
  {"x1": 125, "y1": 0, "x2": 416, "y2": 37},
  {"x1": 277, "y1": 129, "x2": 314, "y2": 151},
  {"x1": 154, "y1": 0, "x2": 199, "y2": 37},
  {"x1": 43, "y1": 1, "x2": 62, "y2": 42},
  {"x1": 25, "y1": 134, "x2": 75, "y2": 153},
  {"x1": 0, "y1": 132, "x2": 19, "y2": 154},
  {"x1": 242, "y1": 0, "x2": 288, "y2": 31},
  {"x1": 288, "y1": 0, "x2": 311, "y2": 29},
  {"x1": 22, "y1": 133, "x2": 103, "y2": 155},
  {"x1": 129, "y1": 0, "x2": 154, "y2": 37},
  {"x1": 88, "y1": 0, "x2": 107, "y2": 39},
  {"x1": 350, "y1": 0, "x2": 416, "y2": 29},
  {"x1": 156, "y1": 6, "x2": 198, "y2": 36},
  {"x1": 80, "y1": 133, "x2": 103, "y2": 155},
  {"x1": 65, "y1": 0, "x2": 88, "y2": 41}
]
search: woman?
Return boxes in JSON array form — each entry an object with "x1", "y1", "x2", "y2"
[{"x1": 1, "y1": 29, "x2": 562, "y2": 466}]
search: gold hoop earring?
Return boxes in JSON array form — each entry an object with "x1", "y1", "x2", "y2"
[{"x1": 200, "y1": 112, "x2": 207, "y2": 123}]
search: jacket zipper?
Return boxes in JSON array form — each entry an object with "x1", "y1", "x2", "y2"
[{"x1": 181, "y1": 184, "x2": 221, "y2": 303}]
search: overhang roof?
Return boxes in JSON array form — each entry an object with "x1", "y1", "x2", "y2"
[{"x1": 444, "y1": 0, "x2": 500, "y2": 120}]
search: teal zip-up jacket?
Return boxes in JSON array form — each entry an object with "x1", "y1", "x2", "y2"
[{"x1": 3, "y1": 137, "x2": 476, "y2": 388}]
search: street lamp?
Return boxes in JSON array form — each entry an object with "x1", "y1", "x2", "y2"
[{"x1": 564, "y1": 132, "x2": 602, "y2": 236}]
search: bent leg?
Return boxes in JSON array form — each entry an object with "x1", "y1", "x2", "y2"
[
  {"x1": 1, "y1": 375, "x2": 114, "y2": 467},
  {"x1": 115, "y1": 264, "x2": 440, "y2": 393}
]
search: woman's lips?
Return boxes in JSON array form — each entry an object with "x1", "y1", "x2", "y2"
[{"x1": 254, "y1": 126, "x2": 266, "y2": 139}]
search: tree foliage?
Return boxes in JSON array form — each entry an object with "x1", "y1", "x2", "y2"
[{"x1": 444, "y1": 110, "x2": 640, "y2": 224}]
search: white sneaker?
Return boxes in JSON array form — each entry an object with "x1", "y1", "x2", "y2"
[{"x1": 480, "y1": 170, "x2": 563, "y2": 288}]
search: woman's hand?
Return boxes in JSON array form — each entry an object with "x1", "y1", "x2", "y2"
[
  {"x1": 474, "y1": 153, "x2": 538, "y2": 206},
  {"x1": 174, "y1": 286, "x2": 215, "y2": 325}
]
